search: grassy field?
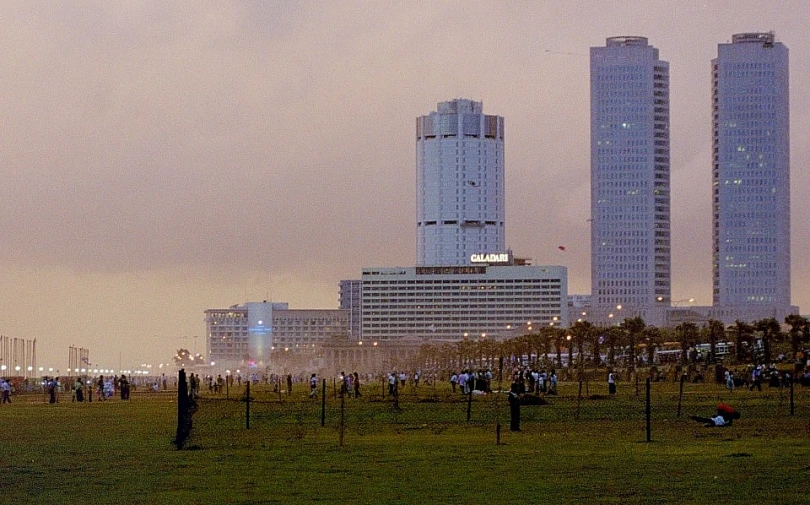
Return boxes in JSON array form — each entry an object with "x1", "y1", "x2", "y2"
[{"x1": 1, "y1": 379, "x2": 809, "y2": 504}]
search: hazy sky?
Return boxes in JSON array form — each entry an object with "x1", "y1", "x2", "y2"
[{"x1": 1, "y1": 1, "x2": 808, "y2": 370}]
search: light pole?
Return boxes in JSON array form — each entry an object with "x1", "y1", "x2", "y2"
[{"x1": 566, "y1": 334, "x2": 573, "y2": 368}]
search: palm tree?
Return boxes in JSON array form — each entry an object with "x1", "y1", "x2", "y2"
[
  {"x1": 524, "y1": 332, "x2": 543, "y2": 367},
  {"x1": 591, "y1": 326, "x2": 606, "y2": 367},
  {"x1": 456, "y1": 338, "x2": 475, "y2": 369},
  {"x1": 604, "y1": 326, "x2": 623, "y2": 366},
  {"x1": 546, "y1": 327, "x2": 564, "y2": 367},
  {"x1": 729, "y1": 320, "x2": 754, "y2": 363},
  {"x1": 570, "y1": 320, "x2": 594, "y2": 368},
  {"x1": 674, "y1": 322, "x2": 699, "y2": 365},
  {"x1": 540, "y1": 330, "x2": 553, "y2": 365},
  {"x1": 754, "y1": 318, "x2": 781, "y2": 364},
  {"x1": 784, "y1": 314, "x2": 809, "y2": 360},
  {"x1": 620, "y1": 316, "x2": 646, "y2": 371},
  {"x1": 642, "y1": 326, "x2": 663, "y2": 366},
  {"x1": 702, "y1": 319, "x2": 726, "y2": 364}
]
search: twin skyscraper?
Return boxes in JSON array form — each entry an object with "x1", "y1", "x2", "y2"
[{"x1": 418, "y1": 32, "x2": 793, "y2": 326}]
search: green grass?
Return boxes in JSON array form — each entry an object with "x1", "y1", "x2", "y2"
[{"x1": 1, "y1": 381, "x2": 808, "y2": 504}]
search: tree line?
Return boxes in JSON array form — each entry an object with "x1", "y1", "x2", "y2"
[{"x1": 410, "y1": 315, "x2": 810, "y2": 373}]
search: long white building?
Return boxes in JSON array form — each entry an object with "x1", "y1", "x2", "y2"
[
  {"x1": 590, "y1": 36, "x2": 671, "y2": 326},
  {"x1": 204, "y1": 302, "x2": 348, "y2": 370},
  {"x1": 712, "y1": 32, "x2": 792, "y2": 320},
  {"x1": 416, "y1": 99, "x2": 505, "y2": 266},
  {"x1": 361, "y1": 262, "x2": 568, "y2": 343}
]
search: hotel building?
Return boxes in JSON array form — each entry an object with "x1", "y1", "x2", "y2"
[{"x1": 360, "y1": 262, "x2": 568, "y2": 343}]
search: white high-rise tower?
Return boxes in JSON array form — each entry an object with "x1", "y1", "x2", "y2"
[
  {"x1": 416, "y1": 99, "x2": 505, "y2": 266},
  {"x1": 590, "y1": 37, "x2": 671, "y2": 325},
  {"x1": 712, "y1": 32, "x2": 791, "y2": 316}
]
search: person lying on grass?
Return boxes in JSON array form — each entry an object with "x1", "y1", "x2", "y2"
[{"x1": 690, "y1": 403, "x2": 740, "y2": 427}]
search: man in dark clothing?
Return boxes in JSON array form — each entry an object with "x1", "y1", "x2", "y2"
[{"x1": 508, "y1": 382, "x2": 521, "y2": 432}]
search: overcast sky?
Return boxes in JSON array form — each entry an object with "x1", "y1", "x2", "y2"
[{"x1": 1, "y1": 1, "x2": 808, "y2": 370}]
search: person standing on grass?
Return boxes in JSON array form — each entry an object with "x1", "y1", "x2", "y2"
[
  {"x1": 74, "y1": 378, "x2": 84, "y2": 402},
  {"x1": 450, "y1": 372, "x2": 458, "y2": 393},
  {"x1": 508, "y1": 381, "x2": 521, "y2": 432},
  {"x1": 1, "y1": 378, "x2": 11, "y2": 404},
  {"x1": 458, "y1": 370, "x2": 468, "y2": 394},
  {"x1": 119, "y1": 375, "x2": 130, "y2": 400},
  {"x1": 353, "y1": 372, "x2": 361, "y2": 398},
  {"x1": 608, "y1": 370, "x2": 616, "y2": 395},
  {"x1": 549, "y1": 370, "x2": 558, "y2": 395},
  {"x1": 47, "y1": 377, "x2": 57, "y2": 404},
  {"x1": 388, "y1": 372, "x2": 396, "y2": 396},
  {"x1": 344, "y1": 372, "x2": 352, "y2": 397},
  {"x1": 97, "y1": 375, "x2": 105, "y2": 401}
]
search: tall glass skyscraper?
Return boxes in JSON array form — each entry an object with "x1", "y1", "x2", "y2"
[
  {"x1": 590, "y1": 37, "x2": 671, "y2": 325},
  {"x1": 415, "y1": 99, "x2": 505, "y2": 266},
  {"x1": 712, "y1": 32, "x2": 791, "y2": 312}
]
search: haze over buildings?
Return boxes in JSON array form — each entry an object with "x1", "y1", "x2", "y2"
[{"x1": 1, "y1": 3, "x2": 808, "y2": 370}]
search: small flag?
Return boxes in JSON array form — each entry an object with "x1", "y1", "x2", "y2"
[
  {"x1": 558, "y1": 245, "x2": 566, "y2": 251},
  {"x1": 81, "y1": 357, "x2": 90, "y2": 364}
]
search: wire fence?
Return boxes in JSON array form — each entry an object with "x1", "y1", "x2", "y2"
[{"x1": 184, "y1": 374, "x2": 810, "y2": 447}]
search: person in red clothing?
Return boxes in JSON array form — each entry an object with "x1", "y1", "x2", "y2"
[{"x1": 690, "y1": 403, "x2": 740, "y2": 427}]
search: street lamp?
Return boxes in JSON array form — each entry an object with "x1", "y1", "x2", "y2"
[
  {"x1": 673, "y1": 298, "x2": 696, "y2": 307},
  {"x1": 566, "y1": 334, "x2": 573, "y2": 368}
]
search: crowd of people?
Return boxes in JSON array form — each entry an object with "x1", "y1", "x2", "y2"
[
  {"x1": 2, "y1": 356, "x2": 809, "y2": 409},
  {"x1": 715, "y1": 363, "x2": 796, "y2": 392}
]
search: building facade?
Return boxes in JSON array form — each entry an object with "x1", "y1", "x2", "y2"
[
  {"x1": 590, "y1": 36, "x2": 671, "y2": 326},
  {"x1": 204, "y1": 302, "x2": 348, "y2": 370},
  {"x1": 416, "y1": 99, "x2": 505, "y2": 266},
  {"x1": 360, "y1": 264, "x2": 568, "y2": 342},
  {"x1": 339, "y1": 279, "x2": 362, "y2": 339},
  {"x1": 712, "y1": 32, "x2": 791, "y2": 318}
]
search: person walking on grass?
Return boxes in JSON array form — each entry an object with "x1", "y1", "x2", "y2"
[
  {"x1": 309, "y1": 373, "x2": 318, "y2": 398},
  {"x1": 749, "y1": 366, "x2": 762, "y2": 391}
]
